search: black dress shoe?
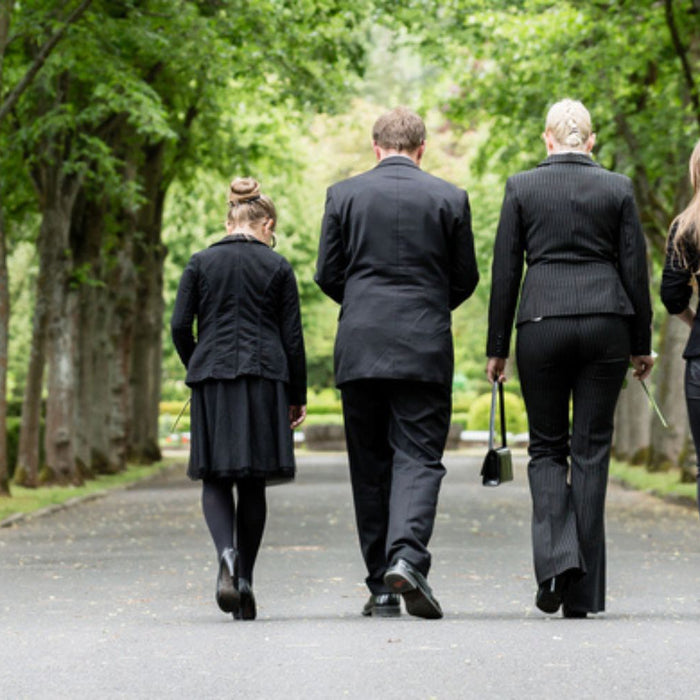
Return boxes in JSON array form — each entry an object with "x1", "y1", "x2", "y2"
[
  {"x1": 536, "y1": 568, "x2": 584, "y2": 614},
  {"x1": 362, "y1": 593, "x2": 401, "y2": 618},
  {"x1": 536, "y1": 577, "x2": 562, "y2": 614},
  {"x1": 216, "y1": 547, "x2": 240, "y2": 615},
  {"x1": 234, "y1": 578, "x2": 256, "y2": 620},
  {"x1": 562, "y1": 605, "x2": 587, "y2": 619},
  {"x1": 384, "y1": 558, "x2": 442, "y2": 620}
]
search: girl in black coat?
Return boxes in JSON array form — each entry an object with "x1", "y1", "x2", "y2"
[
  {"x1": 171, "y1": 177, "x2": 307, "y2": 619},
  {"x1": 661, "y1": 139, "x2": 700, "y2": 518}
]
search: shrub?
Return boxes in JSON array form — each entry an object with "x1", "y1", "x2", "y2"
[{"x1": 466, "y1": 390, "x2": 528, "y2": 434}]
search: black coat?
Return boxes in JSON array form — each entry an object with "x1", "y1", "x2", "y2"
[
  {"x1": 487, "y1": 152, "x2": 652, "y2": 357},
  {"x1": 315, "y1": 155, "x2": 479, "y2": 387},
  {"x1": 660, "y1": 224, "x2": 700, "y2": 358},
  {"x1": 171, "y1": 235, "x2": 307, "y2": 405}
]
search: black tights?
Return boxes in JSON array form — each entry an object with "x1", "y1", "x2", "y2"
[{"x1": 201, "y1": 477, "x2": 267, "y2": 583}]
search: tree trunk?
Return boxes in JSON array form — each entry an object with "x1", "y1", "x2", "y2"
[
  {"x1": 128, "y1": 143, "x2": 166, "y2": 463},
  {"x1": 0, "y1": 0, "x2": 13, "y2": 496},
  {"x1": 109, "y1": 245, "x2": 137, "y2": 468},
  {"x1": 613, "y1": 370, "x2": 652, "y2": 465},
  {"x1": 14, "y1": 219, "x2": 51, "y2": 487},
  {"x1": 0, "y1": 196, "x2": 9, "y2": 496},
  {"x1": 647, "y1": 314, "x2": 690, "y2": 471},
  {"x1": 42, "y1": 202, "x2": 81, "y2": 486}
]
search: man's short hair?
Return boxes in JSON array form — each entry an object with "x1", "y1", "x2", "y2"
[{"x1": 372, "y1": 107, "x2": 426, "y2": 152}]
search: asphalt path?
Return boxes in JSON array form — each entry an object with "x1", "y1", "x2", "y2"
[{"x1": 1, "y1": 451, "x2": 699, "y2": 699}]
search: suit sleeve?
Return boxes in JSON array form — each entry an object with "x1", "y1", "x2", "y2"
[
  {"x1": 660, "y1": 223, "x2": 693, "y2": 315},
  {"x1": 448, "y1": 191, "x2": 480, "y2": 310},
  {"x1": 486, "y1": 178, "x2": 525, "y2": 358},
  {"x1": 314, "y1": 187, "x2": 347, "y2": 304},
  {"x1": 279, "y1": 263, "x2": 307, "y2": 406},
  {"x1": 617, "y1": 184, "x2": 652, "y2": 355},
  {"x1": 170, "y1": 256, "x2": 199, "y2": 369}
]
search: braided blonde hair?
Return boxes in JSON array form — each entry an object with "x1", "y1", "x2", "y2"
[{"x1": 545, "y1": 99, "x2": 592, "y2": 150}]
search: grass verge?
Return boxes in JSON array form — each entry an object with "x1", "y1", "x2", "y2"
[
  {"x1": 0, "y1": 459, "x2": 180, "y2": 524},
  {"x1": 609, "y1": 459, "x2": 696, "y2": 507}
]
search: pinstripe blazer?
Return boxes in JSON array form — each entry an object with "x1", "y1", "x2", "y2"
[
  {"x1": 487, "y1": 152, "x2": 652, "y2": 357},
  {"x1": 315, "y1": 156, "x2": 479, "y2": 387}
]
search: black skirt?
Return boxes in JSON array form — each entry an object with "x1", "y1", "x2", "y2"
[{"x1": 187, "y1": 376, "x2": 295, "y2": 484}]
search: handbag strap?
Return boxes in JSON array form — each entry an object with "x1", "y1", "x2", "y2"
[{"x1": 488, "y1": 381, "x2": 508, "y2": 450}]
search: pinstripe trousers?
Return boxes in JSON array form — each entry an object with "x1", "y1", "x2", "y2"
[{"x1": 516, "y1": 315, "x2": 630, "y2": 613}]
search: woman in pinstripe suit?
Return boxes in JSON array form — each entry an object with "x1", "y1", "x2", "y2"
[{"x1": 486, "y1": 100, "x2": 654, "y2": 618}]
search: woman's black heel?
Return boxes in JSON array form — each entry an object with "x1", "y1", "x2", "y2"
[
  {"x1": 235, "y1": 578, "x2": 257, "y2": 620},
  {"x1": 215, "y1": 547, "x2": 240, "y2": 615}
]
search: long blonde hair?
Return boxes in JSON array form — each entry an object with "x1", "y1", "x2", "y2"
[{"x1": 671, "y1": 139, "x2": 700, "y2": 270}]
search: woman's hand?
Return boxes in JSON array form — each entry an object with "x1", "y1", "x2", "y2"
[
  {"x1": 630, "y1": 355, "x2": 654, "y2": 381},
  {"x1": 486, "y1": 357, "x2": 507, "y2": 384},
  {"x1": 289, "y1": 405, "x2": 307, "y2": 429}
]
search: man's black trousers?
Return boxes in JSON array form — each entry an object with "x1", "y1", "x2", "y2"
[{"x1": 340, "y1": 379, "x2": 451, "y2": 594}]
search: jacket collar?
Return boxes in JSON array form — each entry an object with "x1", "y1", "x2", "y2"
[
  {"x1": 537, "y1": 152, "x2": 600, "y2": 168},
  {"x1": 375, "y1": 155, "x2": 420, "y2": 170},
  {"x1": 210, "y1": 234, "x2": 267, "y2": 248}
]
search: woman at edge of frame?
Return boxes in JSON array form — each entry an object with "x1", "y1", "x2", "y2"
[{"x1": 661, "y1": 138, "x2": 700, "y2": 519}]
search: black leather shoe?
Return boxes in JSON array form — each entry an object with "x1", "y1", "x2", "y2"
[
  {"x1": 535, "y1": 572, "x2": 572, "y2": 614},
  {"x1": 384, "y1": 558, "x2": 442, "y2": 619},
  {"x1": 216, "y1": 547, "x2": 240, "y2": 615},
  {"x1": 234, "y1": 578, "x2": 256, "y2": 620},
  {"x1": 362, "y1": 593, "x2": 401, "y2": 618},
  {"x1": 562, "y1": 605, "x2": 588, "y2": 619}
]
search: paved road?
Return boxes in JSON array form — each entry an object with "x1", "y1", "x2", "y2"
[{"x1": 1, "y1": 452, "x2": 699, "y2": 699}]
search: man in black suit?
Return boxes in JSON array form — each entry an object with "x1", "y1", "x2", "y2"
[{"x1": 315, "y1": 107, "x2": 479, "y2": 619}]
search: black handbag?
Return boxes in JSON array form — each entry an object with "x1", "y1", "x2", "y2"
[{"x1": 480, "y1": 380, "x2": 513, "y2": 486}]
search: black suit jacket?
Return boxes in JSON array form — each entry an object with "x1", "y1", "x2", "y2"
[
  {"x1": 660, "y1": 223, "x2": 700, "y2": 358},
  {"x1": 315, "y1": 156, "x2": 479, "y2": 387},
  {"x1": 171, "y1": 235, "x2": 307, "y2": 405},
  {"x1": 487, "y1": 153, "x2": 652, "y2": 357}
]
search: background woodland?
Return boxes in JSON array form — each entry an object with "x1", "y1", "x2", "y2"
[{"x1": 0, "y1": 0, "x2": 698, "y2": 497}]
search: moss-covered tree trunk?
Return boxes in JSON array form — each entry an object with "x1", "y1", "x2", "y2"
[
  {"x1": 0, "y1": 196, "x2": 9, "y2": 496},
  {"x1": 0, "y1": 0, "x2": 11, "y2": 496},
  {"x1": 128, "y1": 143, "x2": 165, "y2": 464},
  {"x1": 42, "y1": 196, "x2": 81, "y2": 486},
  {"x1": 14, "y1": 215, "x2": 51, "y2": 487}
]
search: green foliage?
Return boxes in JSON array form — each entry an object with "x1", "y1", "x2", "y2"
[
  {"x1": 417, "y1": 0, "x2": 700, "y2": 256},
  {"x1": 465, "y1": 389, "x2": 528, "y2": 434}
]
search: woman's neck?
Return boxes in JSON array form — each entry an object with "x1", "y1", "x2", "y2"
[{"x1": 228, "y1": 224, "x2": 263, "y2": 241}]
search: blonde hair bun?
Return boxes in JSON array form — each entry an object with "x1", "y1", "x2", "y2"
[
  {"x1": 545, "y1": 99, "x2": 592, "y2": 150},
  {"x1": 229, "y1": 177, "x2": 262, "y2": 206}
]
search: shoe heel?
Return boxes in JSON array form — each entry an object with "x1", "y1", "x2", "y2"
[
  {"x1": 216, "y1": 548, "x2": 240, "y2": 614},
  {"x1": 237, "y1": 578, "x2": 256, "y2": 620}
]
